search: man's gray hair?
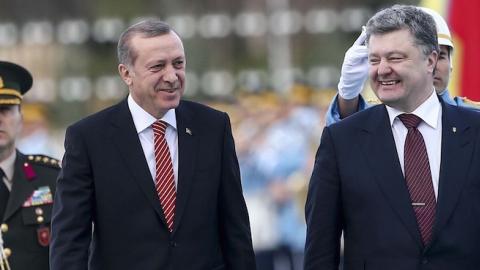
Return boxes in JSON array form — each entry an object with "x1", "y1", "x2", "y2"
[
  {"x1": 365, "y1": 5, "x2": 439, "y2": 57},
  {"x1": 117, "y1": 19, "x2": 172, "y2": 66}
]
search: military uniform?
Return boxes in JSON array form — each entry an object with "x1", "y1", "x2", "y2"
[
  {"x1": 0, "y1": 61, "x2": 60, "y2": 269},
  {"x1": 439, "y1": 90, "x2": 480, "y2": 111},
  {"x1": 0, "y1": 152, "x2": 59, "y2": 270}
]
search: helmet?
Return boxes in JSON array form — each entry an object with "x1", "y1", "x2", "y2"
[{"x1": 419, "y1": 7, "x2": 454, "y2": 49}]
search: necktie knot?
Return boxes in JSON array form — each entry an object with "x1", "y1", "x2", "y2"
[
  {"x1": 152, "y1": 120, "x2": 168, "y2": 136},
  {"x1": 398, "y1": 113, "x2": 422, "y2": 129}
]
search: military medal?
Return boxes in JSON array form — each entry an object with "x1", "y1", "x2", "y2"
[
  {"x1": 37, "y1": 227, "x2": 50, "y2": 247},
  {"x1": 22, "y1": 186, "x2": 53, "y2": 207}
]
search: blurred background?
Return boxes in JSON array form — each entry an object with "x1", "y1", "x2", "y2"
[{"x1": 2, "y1": 0, "x2": 477, "y2": 269}]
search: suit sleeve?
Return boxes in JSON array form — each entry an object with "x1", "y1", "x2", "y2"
[
  {"x1": 50, "y1": 125, "x2": 94, "y2": 270},
  {"x1": 304, "y1": 126, "x2": 343, "y2": 270},
  {"x1": 218, "y1": 113, "x2": 257, "y2": 270}
]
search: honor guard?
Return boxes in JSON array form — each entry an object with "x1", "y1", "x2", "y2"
[{"x1": 0, "y1": 61, "x2": 60, "y2": 270}]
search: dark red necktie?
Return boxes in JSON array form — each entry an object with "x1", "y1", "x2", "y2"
[
  {"x1": 398, "y1": 114, "x2": 436, "y2": 245},
  {"x1": 152, "y1": 120, "x2": 176, "y2": 232}
]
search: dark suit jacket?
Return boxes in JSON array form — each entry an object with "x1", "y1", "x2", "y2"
[
  {"x1": 305, "y1": 102, "x2": 480, "y2": 270},
  {"x1": 50, "y1": 99, "x2": 256, "y2": 270},
  {"x1": 1, "y1": 151, "x2": 59, "y2": 270}
]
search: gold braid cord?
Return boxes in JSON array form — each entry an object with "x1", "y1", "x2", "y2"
[{"x1": 0, "y1": 232, "x2": 10, "y2": 270}]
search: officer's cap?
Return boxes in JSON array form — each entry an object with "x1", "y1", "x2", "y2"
[{"x1": 0, "y1": 61, "x2": 33, "y2": 105}]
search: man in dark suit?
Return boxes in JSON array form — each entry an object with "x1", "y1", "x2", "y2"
[
  {"x1": 305, "y1": 5, "x2": 480, "y2": 270},
  {"x1": 0, "y1": 61, "x2": 60, "y2": 270},
  {"x1": 50, "y1": 20, "x2": 256, "y2": 270}
]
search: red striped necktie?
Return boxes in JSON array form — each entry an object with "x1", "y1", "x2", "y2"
[
  {"x1": 398, "y1": 113, "x2": 436, "y2": 245},
  {"x1": 152, "y1": 120, "x2": 176, "y2": 232}
]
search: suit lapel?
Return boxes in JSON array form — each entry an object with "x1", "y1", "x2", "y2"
[
  {"x1": 3, "y1": 153, "x2": 36, "y2": 221},
  {"x1": 429, "y1": 103, "x2": 474, "y2": 246},
  {"x1": 358, "y1": 106, "x2": 423, "y2": 247},
  {"x1": 172, "y1": 101, "x2": 198, "y2": 234},
  {"x1": 109, "y1": 100, "x2": 167, "y2": 226}
]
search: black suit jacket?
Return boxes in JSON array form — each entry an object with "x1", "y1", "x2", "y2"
[
  {"x1": 305, "y1": 102, "x2": 480, "y2": 270},
  {"x1": 50, "y1": 99, "x2": 255, "y2": 270},
  {"x1": 1, "y1": 151, "x2": 59, "y2": 270}
]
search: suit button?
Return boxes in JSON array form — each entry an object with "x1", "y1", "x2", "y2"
[
  {"x1": 170, "y1": 241, "x2": 177, "y2": 247},
  {"x1": 0, "y1": 224, "x2": 8, "y2": 233},
  {"x1": 3, "y1": 248, "x2": 11, "y2": 258}
]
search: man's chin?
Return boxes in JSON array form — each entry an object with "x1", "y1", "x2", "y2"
[
  {"x1": 0, "y1": 143, "x2": 14, "y2": 155},
  {"x1": 165, "y1": 97, "x2": 181, "y2": 108},
  {"x1": 377, "y1": 93, "x2": 400, "y2": 105},
  {"x1": 434, "y1": 85, "x2": 447, "y2": 94},
  {"x1": 0, "y1": 140, "x2": 9, "y2": 149}
]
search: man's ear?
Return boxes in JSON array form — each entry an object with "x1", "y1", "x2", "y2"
[
  {"x1": 118, "y1": 64, "x2": 133, "y2": 86},
  {"x1": 427, "y1": 50, "x2": 438, "y2": 74}
]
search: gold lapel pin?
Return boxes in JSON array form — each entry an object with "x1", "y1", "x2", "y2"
[
  {"x1": 186, "y1": 128, "x2": 192, "y2": 135},
  {"x1": 452, "y1": 127, "x2": 457, "y2": 133}
]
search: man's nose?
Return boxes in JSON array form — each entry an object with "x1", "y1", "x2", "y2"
[
  {"x1": 162, "y1": 66, "x2": 178, "y2": 84},
  {"x1": 377, "y1": 59, "x2": 392, "y2": 75}
]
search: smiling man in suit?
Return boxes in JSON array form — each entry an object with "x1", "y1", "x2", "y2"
[
  {"x1": 50, "y1": 19, "x2": 256, "y2": 270},
  {"x1": 305, "y1": 5, "x2": 480, "y2": 270}
]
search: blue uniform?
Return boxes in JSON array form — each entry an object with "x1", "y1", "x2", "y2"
[{"x1": 326, "y1": 90, "x2": 480, "y2": 126}]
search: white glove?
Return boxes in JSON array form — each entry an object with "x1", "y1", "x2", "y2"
[{"x1": 338, "y1": 30, "x2": 369, "y2": 100}]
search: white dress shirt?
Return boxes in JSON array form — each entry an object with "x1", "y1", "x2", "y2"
[
  {"x1": 386, "y1": 90, "x2": 442, "y2": 199},
  {"x1": 127, "y1": 95, "x2": 179, "y2": 188}
]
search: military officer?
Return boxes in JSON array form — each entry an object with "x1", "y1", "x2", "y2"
[{"x1": 0, "y1": 61, "x2": 59, "y2": 270}]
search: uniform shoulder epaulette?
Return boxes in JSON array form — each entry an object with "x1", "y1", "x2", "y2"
[
  {"x1": 26, "y1": 154, "x2": 61, "y2": 169},
  {"x1": 460, "y1": 97, "x2": 480, "y2": 108}
]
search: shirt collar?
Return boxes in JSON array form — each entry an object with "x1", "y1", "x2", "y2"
[
  {"x1": 386, "y1": 89, "x2": 441, "y2": 129},
  {"x1": 127, "y1": 94, "x2": 177, "y2": 134},
  {"x1": 0, "y1": 150, "x2": 16, "y2": 181}
]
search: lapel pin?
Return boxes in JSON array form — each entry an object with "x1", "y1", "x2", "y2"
[
  {"x1": 185, "y1": 128, "x2": 192, "y2": 135},
  {"x1": 452, "y1": 127, "x2": 457, "y2": 133}
]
